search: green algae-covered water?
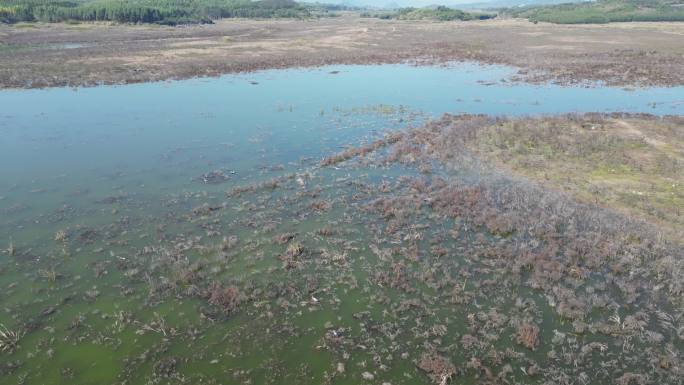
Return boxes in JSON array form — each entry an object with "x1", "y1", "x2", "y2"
[{"x1": 1, "y1": 64, "x2": 683, "y2": 385}]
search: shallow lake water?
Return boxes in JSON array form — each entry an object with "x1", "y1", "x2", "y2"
[{"x1": 0, "y1": 63, "x2": 683, "y2": 385}]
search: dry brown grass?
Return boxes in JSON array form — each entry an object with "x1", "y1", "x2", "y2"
[
  {"x1": 412, "y1": 113, "x2": 684, "y2": 241},
  {"x1": 465, "y1": 114, "x2": 684, "y2": 239},
  {"x1": 2, "y1": 16, "x2": 684, "y2": 88},
  {"x1": 516, "y1": 322, "x2": 540, "y2": 350}
]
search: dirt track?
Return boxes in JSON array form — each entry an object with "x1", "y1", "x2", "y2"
[{"x1": 1, "y1": 15, "x2": 684, "y2": 88}]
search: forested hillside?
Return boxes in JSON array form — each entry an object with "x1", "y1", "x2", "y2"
[
  {"x1": 506, "y1": 0, "x2": 684, "y2": 24},
  {"x1": 0, "y1": 0, "x2": 310, "y2": 25}
]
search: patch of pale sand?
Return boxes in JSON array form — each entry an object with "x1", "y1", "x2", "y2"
[
  {"x1": 527, "y1": 45, "x2": 578, "y2": 51},
  {"x1": 518, "y1": 32, "x2": 551, "y2": 36},
  {"x1": 469, "y1": 18, "x2": 534, "y2": 28},
  {"x1": 552, "y1": 36, "x2": 624, "y2": 45},
  {"x1": 156, "y1": 38, "x2": 325, "y2": 59},
  {"x1": 158, "y1": 25, "x2": 367, "y2": 54},
  {"x1": 159, "y1": 47, "x2": 245, "y2": 59},
  {"x1": 166, "y1": 39, "x2": 227, "y2": 48},
  {"x1": 593, "y1": 21, "x2": 684, "y2": 33},
  {"x1": 611, "y1": 119, "x2": 668, "y2": 149},
  {"x1": 211, "y1": 18, "x2": 295, "y2": 28},
  {"x1": 78, "y1": 55, "x2": 160, "y2": 66},
  {"x1": 473, "y1": 19, "x2": 684, "y2": 42},
  {"x1": 316, "y1": 29, "x2": 369, "y2": 47},
  {"x1": 158, "y1": 48, "x2": 223, "y2": 58},
  {"x1": 660, "y1": 30, "x2": 684, "y2": 37},
  {"x1": 553, "y1": 22, "x2": 684, "y2": 43}
]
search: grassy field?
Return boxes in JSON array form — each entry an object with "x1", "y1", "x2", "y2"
[
  {"x1": 419, "y1": 113, "x2": 684, "y2": 240},
  {"x1": 507, "y1": 0, "x2": 684, "y2": 24}
]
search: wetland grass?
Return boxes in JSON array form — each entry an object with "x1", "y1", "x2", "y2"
[
  {"x1": 6, "y1": 237, "x2": 15, "y2": 257},
  {"x1": 312, "y1": 111, "x2": 683, "y2": 384},
  {"x1": 0, "y1": 324, "x2": 24, "y2": 354},
  {"x1": 0, "y1": 104, "x2": 681, "y2": 384}
]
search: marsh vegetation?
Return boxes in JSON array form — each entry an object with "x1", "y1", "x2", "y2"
[
  {"x1": 0, "y1": 0, "x2": 683, "y2": 377},
  {"x1": 422, "y1": 113, "x2": 684, "y2": 240},
  {"x1": 3, "y1": 15, "x2": 684, "y2": 89},
  {"x1": 0, "y1": 64, "x2": 682, "y2": 384}
]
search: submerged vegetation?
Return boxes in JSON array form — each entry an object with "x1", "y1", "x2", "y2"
[
  {"x1": 1, "y1": 102, "x2": 682, "y2": 383},
  {"x1": 506, "y1": 0, "x2": 684, "y2": 24},
  {"x1": 361, "y1": 6, "x2": 495, "y2": 21},
  {"x1": 0, "y1": 324, "x2": 24, "y2": 354},
  {"x1": 0, "y1": 0, "x2": 311, "y2": 25}
]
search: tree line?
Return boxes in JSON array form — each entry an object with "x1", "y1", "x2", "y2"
[
  {"x1": 361, "y1": 6, "x2": 495, "y2": 22},
  {"x1": 504, "y1": 0, "x2": 684, "y2": 24},
  {"x1": 0, "y1": 0, "x2": 310, "y2": 25}
]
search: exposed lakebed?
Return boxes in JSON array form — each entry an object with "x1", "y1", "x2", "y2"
[{"x1": 0, "y1": 63, "x2": 682, "y2": 385}]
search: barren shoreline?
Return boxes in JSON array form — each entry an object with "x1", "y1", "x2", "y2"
[{"x1": 2, "y1": 16, "x2": 684, "y2": 89}]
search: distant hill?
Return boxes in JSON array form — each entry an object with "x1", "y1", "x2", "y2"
[{"x1": 505, "y1": 0, "x2": 684, "y2": 24}]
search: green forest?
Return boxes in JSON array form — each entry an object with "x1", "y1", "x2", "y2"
[
  {"x1": 0, "y1": 0, "x2": 311, "y2": 25},
  {"x1": 507, "y1": 0, "x2": 684, "y2": 24}
]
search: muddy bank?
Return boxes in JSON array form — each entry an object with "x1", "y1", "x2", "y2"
[{"x1": 2, "y1": 16, "x2": 684, "y2": 89}]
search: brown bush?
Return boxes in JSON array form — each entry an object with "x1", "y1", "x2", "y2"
[
  {"x1": 417, "y1": 351, "x2": 457, "y2": 385},
  {"x1": 516, "y1": 322, "x2": 540, "y2": 350},
  {"x1": 208, "y1": 284, "x2": 243, "y2": 312}
]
